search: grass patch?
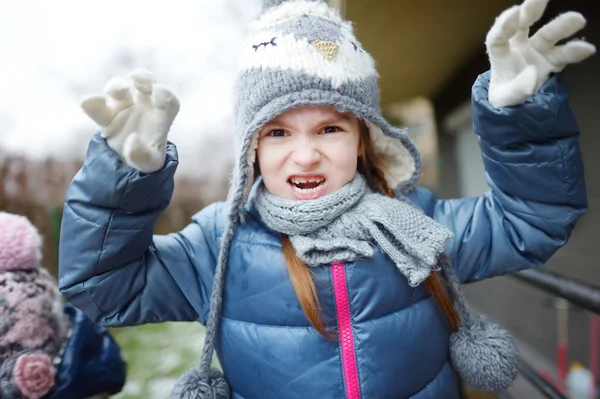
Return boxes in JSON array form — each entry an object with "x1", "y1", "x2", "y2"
[{"x1": 110, "y1": 322, "x2": 209, "y2": 399}]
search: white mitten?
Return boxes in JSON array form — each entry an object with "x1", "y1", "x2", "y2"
[
  {"x1": 80, "y1": 70, "x2": 180, "y2": 173},
  {"x1": 486, "y1": 0, "x2": 596, "y2": 108}
]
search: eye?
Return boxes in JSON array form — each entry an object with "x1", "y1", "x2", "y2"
[
  {"x1": 253, "y1": 37, "x2": 277, "y2": 51},
  {"x1": 322, "y1": 126, "x2": 340, "y2": 134},
  {"x1": 351, "y1": 42, "x2": 363, "y2": 52},
  {"x1": 266, "y1": 129, "x2": 287, "y2": 137}
]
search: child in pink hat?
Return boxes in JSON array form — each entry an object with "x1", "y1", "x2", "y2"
[{"x1": 0, "y1": 212, "x2": 126, "y2": 399}]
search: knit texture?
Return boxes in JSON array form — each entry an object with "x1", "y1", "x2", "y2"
[
  {"x1": 0, "y1": 269, "x2": 68, "y2": 362},
  {"x1": 0, "y1": 213, "x2": 70, "y2": 364},
  {"x1": 255, "y1": 174, "x2": 453, "y2": 286},
  {"x1": 0, "y1": 212, "x2": 71, "y2": 398},
  {"x1": 262, "y1": 0, "x2": 321, "y2": 12},
  {"x1": 0, "y1": 212, "x2": 42, "y2": 272},
  {"x1": 439, "y1": 256, "x2": 519, "y2": 392},
  {"x1": 170, "y1": 366, "x2": 229, "y2": 399}
]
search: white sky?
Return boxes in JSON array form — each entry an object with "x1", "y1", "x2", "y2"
[{"x1": 0, "y1": 0, "x2": 261, "y2": 177}]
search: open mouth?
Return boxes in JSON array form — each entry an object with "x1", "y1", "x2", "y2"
[{"x1": 287, "y1": 176, "x2": 327, "y2": 193}]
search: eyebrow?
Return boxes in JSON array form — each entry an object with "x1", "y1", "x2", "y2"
[
  {"x1": 338, "y1": 113, "x2": 352, "y2": 122},
  {"x1": 316, "y1": 114, "x2": 353, "y2": 126}
]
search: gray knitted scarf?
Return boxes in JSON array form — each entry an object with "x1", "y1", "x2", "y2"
[{"x1": 255, "y1": 174, "x2": 453, "y2": 287}]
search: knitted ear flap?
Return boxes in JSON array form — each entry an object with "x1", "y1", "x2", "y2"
[
  {"x1": 439, "y1": 256, "x2": 519, "y2": 392},
  {"x1": 0, "y1": 350, "x2": 56, "y2": 399},
  {"x1": 169, "y1": 210, "x2": 238, "y2": 399},
  {"x1": 169, "y1": 208, "x2": 240, "y2": 399},
  {"x1": 170, "y1": 134, "x2": 257, "y2": 399}
]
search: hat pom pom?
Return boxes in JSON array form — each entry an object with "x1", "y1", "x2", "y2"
[
  {"x1": 450, "y1": 315, "x2": 519, "y2": 392},
  {"x1": 262, "y1": 0, "x2": 288, "y2": 10},
  {"x1": 0, "y1": 350, "x2": 56, "y2": 399},
  {"x1": 261, "y1": 0, "x2": 325, "y2": 12},
  {"x1": 0, "y1": 212, "x2": 42, "y2": 272},
  {"x1": 170, "y1": 366, "x2": 230, "y2": 399}
]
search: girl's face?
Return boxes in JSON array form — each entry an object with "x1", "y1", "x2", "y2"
[{"x1": 257, "y1": 105, "x2": 362, "y2": 200}]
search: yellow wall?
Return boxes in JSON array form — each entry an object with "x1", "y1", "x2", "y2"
[{"x1": 345, "y1": 0, "x2": 517, "y2": 105}]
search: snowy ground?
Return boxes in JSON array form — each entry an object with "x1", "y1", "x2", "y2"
[{"x1": 111, "y1": 322, "x2": 210, "y2": 399}]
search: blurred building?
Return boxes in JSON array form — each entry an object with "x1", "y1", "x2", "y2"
[{"x1": 344, "y1": 0, "x2": 600, "y2": 396}]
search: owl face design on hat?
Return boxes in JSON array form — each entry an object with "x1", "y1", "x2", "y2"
[{"x1": 240, "y1": 0, "x2": 378, "y2": 90}]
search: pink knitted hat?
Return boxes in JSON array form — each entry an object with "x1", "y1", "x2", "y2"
[
  {"x1": 0, "y1": 212, "x2": 70, "y2": 399},
  {"x1": 0, "y1": 212, "x2": 42, "y2": 272}
]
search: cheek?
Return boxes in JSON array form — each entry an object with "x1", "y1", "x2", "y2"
[
  {"x1": 328, "y1": 138, "x2": 360, "y2": 172},
  {"x1": 256, "y1": 144, "x2": 283, "y2": 182},
  {"x1": 337, "y1": 155, "x2": 359, "y2": 182}
]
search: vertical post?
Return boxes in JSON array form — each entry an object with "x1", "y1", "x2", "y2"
[
  {"x1": 590, "y1": 314, "x2": 599, "y2": 399},
  {"x1": 50, "y1": 205, "x2": 62, "y2": 251},
  {"x1": 556, "y1": 298, "x2": 570, "y2": 393}
]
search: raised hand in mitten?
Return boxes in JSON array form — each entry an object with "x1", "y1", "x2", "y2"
[
  {"x1": 80, "y1": 70, "x2": 180, "y2": 173},
  {"x1": 486, "y1": 0, "x2": 595, "y2": 108}
]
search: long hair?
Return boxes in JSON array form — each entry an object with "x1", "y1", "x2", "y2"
[{"x1": 280, "y1": 119, "x2": 460, "y2": 338}]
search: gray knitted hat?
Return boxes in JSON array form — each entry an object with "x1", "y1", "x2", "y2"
[{"x1": 170, "y1": 1, "x2": 517, "y2": 397}]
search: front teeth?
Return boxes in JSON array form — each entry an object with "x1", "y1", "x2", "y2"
[
  {"x1": 289, "y1": 176, "x2": 326, "y2": 193},
  {"x1": 290, "y1": 177, "x2": 325, "y2": 184}
]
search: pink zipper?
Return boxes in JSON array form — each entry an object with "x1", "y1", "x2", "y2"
[{"x1": 332, "y1": 262, "x2": 361, "y2": 399}]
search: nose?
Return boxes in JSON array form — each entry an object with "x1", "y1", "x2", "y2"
[
  {"x1": 312, "y1": 40, "x2": 339, "y2": 61},
  {"x1": 291, "y1": 137, "x2": 321, "y2": 168}
]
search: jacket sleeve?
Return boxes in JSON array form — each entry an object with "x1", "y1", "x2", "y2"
[
  {"x1": 58, "y1": 133, "x2": 219, "y2": 327},
  {"x1": 52, "y1": 304, "x2": 126, "y2": 399},
  {"x1": 411, "y1": 71, "x2": 587, "y2": 284}
]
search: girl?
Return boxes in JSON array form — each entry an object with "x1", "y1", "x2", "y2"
[{"x1": 58, "y1": 0, "x2": 594, "y2": 398}]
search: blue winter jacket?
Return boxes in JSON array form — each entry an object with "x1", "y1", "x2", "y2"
[{"x1": 58, "y1": 72, "x2": 586, "y2": 398}]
